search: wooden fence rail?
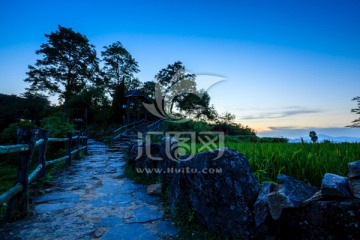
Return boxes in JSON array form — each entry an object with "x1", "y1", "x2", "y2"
[
  {"x1": 0, "y1": 129, "x2": 88, "y2": 219},
  {"x1": 111, "y1": 119, "x2": 145, "y2": 145}
]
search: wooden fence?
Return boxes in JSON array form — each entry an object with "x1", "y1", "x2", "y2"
[
  {"x1": 0, "y1": 129, "x2": 88, "y2": 219},
  {"x1": 111, "y1": 119, "x2": 165, "y2": 144},
  {"x1": 110, "y1": 119, "x2": 145, "y2": 145}
]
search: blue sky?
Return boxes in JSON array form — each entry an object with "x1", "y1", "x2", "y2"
[{"x1": 1, "y1": 0, "x2": 360, "y2": 138}]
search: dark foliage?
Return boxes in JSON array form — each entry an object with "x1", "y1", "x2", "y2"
[
  {"x1": 0, "y1": 93, "x2": 51, "y2": 132},
  {"x1": 347, "y1": 96, "x2": 360, "y2": 128},
  {"x1": 25, "y1": 25, "x2": 101, "y2": 105}
]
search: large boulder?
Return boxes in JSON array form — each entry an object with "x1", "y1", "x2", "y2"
[
  {"x1": 186, "y1": 148, "x2": 259, "y2": 239},
  {"x1": 159, "y1": 137, "x2": 180, "y2": 188},
  {"x1": 128, "y1": 142, "x2": 161, "y2": 171},
  {"x1": 160, "y1": 137, "x2": 192, "y2": 214},
  {"x1": 166, "y1": 160, "x2": 193, "y2": 215},
  {"x1": 160, "y1": 137, "x2": 260, "y2": 239},
  {"x1": 267, "y1": 174, "x2": 317, "y2": 220}
]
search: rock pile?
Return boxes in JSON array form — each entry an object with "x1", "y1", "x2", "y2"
[
  {"x1": 348, "y1": 160, "x2": 360, "y2": 198},
  {"x1": 127, "y1": 138, "x2": 360, "y2": 239},
  {"x1": 254, "y1": 160, "x2": 360, "y2": 239}
]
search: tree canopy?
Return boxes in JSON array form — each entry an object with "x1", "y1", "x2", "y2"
[
  {"x1": 309, "y1": 131, "x2": 318, "y2": 143},
  {"x1": 154, "y1": 61, "x2": 216, "y2": 120},
  {"x1": 101, "y1": 41, "x2": 141, "y2": 124},
  {"x1": 0, "y1": 93, "x2": 51, "y2": 131},
  {"x1": 101, "y1": 41, "x2": 140, "y2": 92},
  {"x1": 347, "y1": 96, "x2": 360, "y2": 128},
  {"x1": 24, "y1": 25, "x2": 100, "y2": 105}
]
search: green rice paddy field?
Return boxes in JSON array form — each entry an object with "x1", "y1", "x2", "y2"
[{"x1": 207, "y1": 142, "x2": 360, "y2": 187}]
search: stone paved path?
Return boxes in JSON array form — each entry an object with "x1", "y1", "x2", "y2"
[{"x1": 0, "y1": 140, "x2": 178, "y2": 240}]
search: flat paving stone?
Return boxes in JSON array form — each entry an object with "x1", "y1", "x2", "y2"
[
  {"x1": 96, "y1": 179, "x2": 124, "y2": 194},
  {"x1": 89, "y1": 193, "x2": 135, "y2": 207},
  {"x1": 128, "y1": 206, "x2": 163, "y2": 223},
  {"x1": 35, "y1": 203, "x2": 77, "y2": 214},
  {"x1": 102, "y1": 224, "x2": 161, "y2": 240},
  {"x1": 96, "y1": 216, "x2": 124, "y2": 227},
  {"x1": 133, "y1": 191, "x2": 160, "y2": 204},
  {"x1": 108, "y1": 162, "x2": 126, "y2": 168},
  {"x1": 118, "y1": 181, "x2": 145, "y2": 193},
  {"x1": 34, "y1": 192, "x2": 80, "y2": 204}
]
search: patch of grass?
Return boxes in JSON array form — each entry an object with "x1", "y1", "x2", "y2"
[
  {"x1": 123, "y1": 154, "x2": 159, "y2": 185},
  {"x1": 29, "y1": 161, "x2": 65, "y2": 196},
  {"x1": 161, "y1": 193, "x2": 222, "y2": 240},
  {"x1": 0, "y1": 154, "x2": 17, "y2": 195}
]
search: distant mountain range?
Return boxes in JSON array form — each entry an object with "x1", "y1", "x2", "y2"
[{"x1": 288, "y1": 134, "x2": 360, "y2": 143}]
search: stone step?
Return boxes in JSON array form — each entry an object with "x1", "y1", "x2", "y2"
[{"x1": 107, "y1": 148, "x2": 120, "y2": 152}]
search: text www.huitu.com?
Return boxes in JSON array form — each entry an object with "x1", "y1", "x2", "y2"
[{"x1": 135, "y1": 167, "x2": 223, "y2": 174}]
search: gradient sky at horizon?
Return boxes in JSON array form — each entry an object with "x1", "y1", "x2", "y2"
[{"x1": 1, "y1": 0, "x2": 360, "y2": 138}]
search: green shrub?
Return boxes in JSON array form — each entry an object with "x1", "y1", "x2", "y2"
[
  {"x1": 0, "y1": 120, "x2": 37, "y2": 144},
  {"x1": 41, "y1": 112, "x2": 74, "y2": 137},
  {"x1": 211, "y1": 121, "x2": 255, "y2": 136}
]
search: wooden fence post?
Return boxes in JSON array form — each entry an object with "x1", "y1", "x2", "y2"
[
  {"x1": 75, "y1": 131, "x2": 80, "y2": 160},
  {"x1": 38, "y1": 129, "x2": 49, "y2": 179},
  {"x1": 84, "y1": 132, "x2": 88, "y2": 155},
  {"x1": 6, "y1": 128, "x2": 37, "y2": 219},
  {"x1": 111, "y1": 129, "x2": 115, "y2": 146},
  {"x1": 66, "y1": 132, "x2": 73, "y2": 166}
]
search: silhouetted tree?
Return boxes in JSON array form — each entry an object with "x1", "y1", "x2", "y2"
[
  {"x1": 141, "y1": 81, "x2": 156, "y2": 100},
  {"x1": 155, "y1": 61, "x2": 215, "y2": 120},
  {"x1": 24, "y1": 25, "x2": 100, "y2": 106},
  {"x1": 309, "y1": 131, "x2": 318, "y2": 143},
  {"x1": 101, "y1": 41, "x2": 140, "y2": 123},
  {"x1": 0, "y1": 93, "x2": 51, "y2": 131},
  {"x1": 177, "y1": 91, "x2": 217, "y2": 120},
  {"x1": 219, "y1": 112, "x2": 236, "y2": 123},
  {"x1": 101, "y1": 41, "x2": 139, "y2": 91},
  {"x1": 347, "y1": 96, "x2": 360, "y2": 128},
  {"x1": 67, "y1": 86, "x2": 110, "y2": 129},
  {"x1": 111, "y1": 78, "x2": 126, "y2": 124},
  {"x1": 155, "y1": 61, "x2": 196, "y2": 114}
]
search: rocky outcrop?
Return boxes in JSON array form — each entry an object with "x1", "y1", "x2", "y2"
[
  {"x1": 255, "y1": 163, "x2": 360, "y2": 239},
  {"x1": 127, "y1": 138, "x2": 360, "y2": 239},
  {"x1": 259, "y1": 199, "x2": 360, "y2": 239},
  {"x1": 267, "y1": 174, "x2": 317, "y2": 220},
  {"x1": 348, "y1": 160, "x2": 360, "y2": 198},
  {"x1": 348, "y1": 160, "x2": 360, "y2": 178},
  {"x1": 128, "y1": 142, "x2": 161, "y2": 172},
  {"x1": 187, "y1": 149, "x2": 259, "y2": 239},
  {"x1": 254, "y1": 182, "x2": 275, "y2": 227},
  {"x1": 160, "y1": 137, "x2": 260, "y2": 239},
  {"x1": 320, "y1": 173, "x2": 352, "y2": 198},
  {"x1": 348, "y1": 179, "x2": 360, "y2": 199},
  {"x1": 147, "y1": 183, "x2": 162, "y2": 196}
]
